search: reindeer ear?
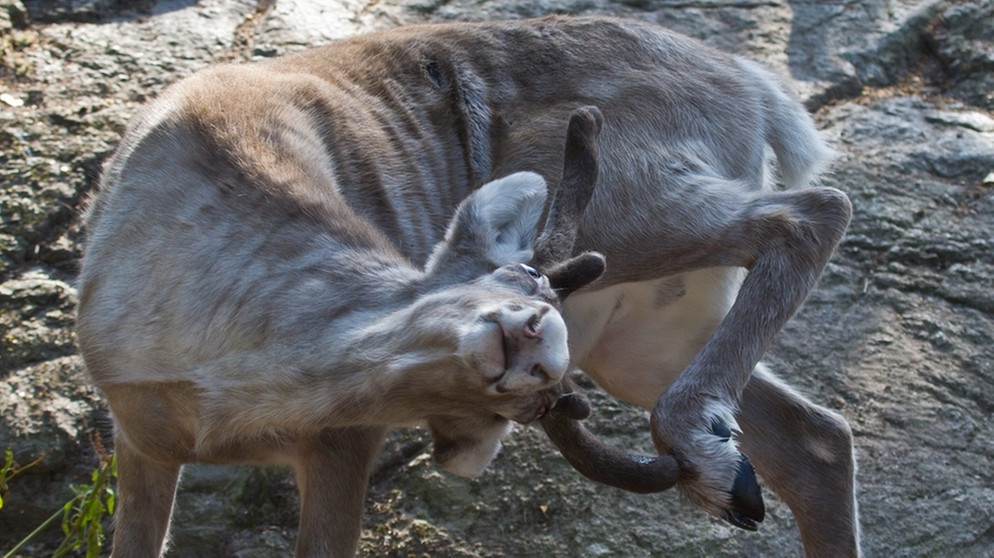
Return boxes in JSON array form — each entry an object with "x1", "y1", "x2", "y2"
[
  {"x1": 470, "y1": 171, "x2": 547, "y2": 265},
  {"x1": 545, "y1": 251, "x2": 606, "y2": 299},
  {"x1": 426, "y1": 172, "x2": 547, "y2": 276}
]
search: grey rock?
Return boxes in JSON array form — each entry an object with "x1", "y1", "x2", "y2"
[{"x1": 1, "y1": 0, "x2": 993, "y2": 556}]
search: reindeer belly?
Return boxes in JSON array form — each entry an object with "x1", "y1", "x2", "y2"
[{"x1": 563, "y1": 267, "x2": 745, "y2": 410}]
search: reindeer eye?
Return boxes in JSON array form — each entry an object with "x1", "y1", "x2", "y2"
[{"x1": 520, "y1": 264, "x2": 542, "y2": 279}]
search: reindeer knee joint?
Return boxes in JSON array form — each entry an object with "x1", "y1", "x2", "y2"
[{"x1": 803, "y1": 408, "x2": 855, "y2": 467}]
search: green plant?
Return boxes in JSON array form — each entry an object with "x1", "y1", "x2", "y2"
[{"x1": 2, "y1": 436, "x2": 116, "y2": 558}]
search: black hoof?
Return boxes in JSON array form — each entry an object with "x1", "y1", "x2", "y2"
[
  {"x1": 720, "y1": 508, "x2": 760, "y2": 531},
  {"x1": 721, "y1": 455, "x2": 765, "y2": 531}
]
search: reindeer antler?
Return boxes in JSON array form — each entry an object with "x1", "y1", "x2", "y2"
[
  {"x1": 531, "y1": 106, "x2": 681, "y2": 494},
  {"x1": 533, "y1": 106, "x2": 601, "y2": 266},
  {"x1": 542, "y1": 377, "x2": 680, "y2": 493},
  {"x1": 531, "y1": 106, "x2": 606, "y2": 299}
]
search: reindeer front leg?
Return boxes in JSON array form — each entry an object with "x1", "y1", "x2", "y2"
[
  {"x1": 651, "y1": 186, "x2": 852, "y2": 529},
  {"x1": 292, "y1": 427, "x2": 386, "y2": 558},
  {"x1": 110, "y1": 435, "x2": 182, "y2": 558}
]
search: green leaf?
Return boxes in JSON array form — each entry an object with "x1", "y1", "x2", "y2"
[
  {"x1": 106, "y1": 490, "x2": 115, "y2": 515},
  {"x1": 61, "y1": 498, "x2": 75, "y2": 536},
  {"x1": 1, "y1": 450, "x2": 13, "y2": 476}
]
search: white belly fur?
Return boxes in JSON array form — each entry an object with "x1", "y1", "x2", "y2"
[{"x1": 563, "y1": 267, "x2": 745, "y2": 410}]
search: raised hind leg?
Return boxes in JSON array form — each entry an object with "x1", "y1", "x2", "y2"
[
  {"x1": 573, "y1": 183, "x2": 851, "y2": 527},
  {"x1": 631, "y1": 185, "x2": 851, "y2": 527},
  {"x1": 109, "y1": 433, "x2": 182, "y2": 558},
  {"x1": 739, "y1": 365, "x2": 860, "y2": 557}
]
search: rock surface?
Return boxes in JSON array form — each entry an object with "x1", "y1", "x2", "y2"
[{"x1": 1, "y1": 0, "x2": 992, "y2": 555}]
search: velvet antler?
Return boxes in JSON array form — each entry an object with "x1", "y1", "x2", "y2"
[{"x1": 531, "y1": 106, "x2": 681, "y2": 494}]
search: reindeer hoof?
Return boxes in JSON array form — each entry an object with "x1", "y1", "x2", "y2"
[{"x1": 720, "y1": 455, "x2": 765, "y2": 531}]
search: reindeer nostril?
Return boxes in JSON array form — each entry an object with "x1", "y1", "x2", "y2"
[
  {"x1": 524, "y1": 315, "x2": 541, "y2": 338},
  {"x1": 530, "y1": 363, "x2": 546, "y2": 379}
]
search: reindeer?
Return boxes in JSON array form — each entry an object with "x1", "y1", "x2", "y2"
[
  {"x1": 76, "y1": 15, "x2": 857, "y2": 558},
  {"x1": 77, "y1": 94, "x2": 604, "y2": 555}
]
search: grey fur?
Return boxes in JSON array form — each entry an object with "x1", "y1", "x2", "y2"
[{"x1": 77, "y1": 16, "x2": 858, "y2": 557}]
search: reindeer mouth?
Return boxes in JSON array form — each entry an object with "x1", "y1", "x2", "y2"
[
  {"x1": 511, "y1": 385, "x2": 563, "y2": 424},
  {"x1": 533, "y1": 401, "x2": 554, "y2": 421},
  {"x1": 499, "y1": 325, "x2": 513, "y2": 379},
  {"x1": 482, "y1": 311, "x2": 551, "y2": 390},
  {"x1": 539, "y1": 385, "x2": 563, "y2": 417}
]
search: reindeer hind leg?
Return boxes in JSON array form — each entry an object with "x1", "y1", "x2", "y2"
[
  {"x1": 642, "y1": 184, "x2": 850, "y2": 528},
  {"x1": 739, "y1": 364, "x2": 860, "y2": 557}
]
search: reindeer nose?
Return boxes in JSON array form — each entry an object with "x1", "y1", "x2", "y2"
[{"x1": 495, "y1": 303, "x2": 569, "y2": 391}]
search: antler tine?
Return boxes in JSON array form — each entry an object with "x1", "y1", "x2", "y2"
[
  {"x1": 532, "y1": 106, "x2": 604, "y2": 268},
  {"x1": 541, "y1": 377, "x2": 681, "y2": 494},
  {"x1": 530, "y1": 106, "x2": 607, "y2": 301}
]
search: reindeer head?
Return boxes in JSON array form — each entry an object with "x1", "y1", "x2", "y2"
[
  {"x1": 422, "y1": 106, "x2": 607, "y2": 476},
  {"x1": 402, "y1": 171, "x2": 585, "y2": 427}
]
